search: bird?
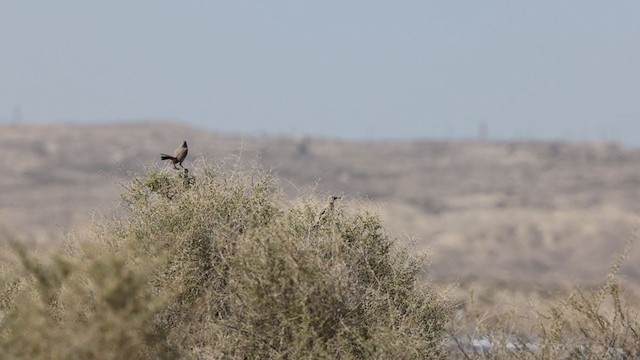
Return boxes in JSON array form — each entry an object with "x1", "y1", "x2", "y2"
[
  {"x1": 161, "y1": 140, "x2": 188, "y2": 170},
  {"x1": 313, "y1": 196, "x2": 342, "y2": 229}
]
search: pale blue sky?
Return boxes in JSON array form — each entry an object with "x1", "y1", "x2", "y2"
[{"x1": 1, "y1": 1, "x2": 639, "y2": 144}]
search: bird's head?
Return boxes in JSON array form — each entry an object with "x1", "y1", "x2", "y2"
[
  {"x1": 329, "y1": 195, "x2": 342, "y2": 202},
  {"x1": 182, "y1": 140, "x2": 188, "y2": 148}
]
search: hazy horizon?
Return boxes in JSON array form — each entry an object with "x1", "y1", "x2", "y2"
[{"x1": 1, "y1": 2, "x2": 639, "y2": 144}]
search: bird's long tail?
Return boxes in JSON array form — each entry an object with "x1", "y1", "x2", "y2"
[{"x1": 160, "y1": 154, "x2": 176, "y2": 161}]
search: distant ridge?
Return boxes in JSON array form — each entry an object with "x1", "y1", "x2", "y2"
[{"x1": 1, "y1": 121, "x2": 639, "y2": 288}]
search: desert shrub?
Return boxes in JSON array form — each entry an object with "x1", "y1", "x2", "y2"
[
  {"x1": 534, "y1": 247, "x2": 640, "y2": 359},
  {"x1": 0, "y1": 161, "x2": 450, "y2": 359},
  {"x1": 448, "y1": 240, "x2": 640, "y2": 359}
]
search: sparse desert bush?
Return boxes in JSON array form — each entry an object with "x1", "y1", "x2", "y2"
[
  {"x1": 0, "y1": 161, "x2": 451, "y2": 359},
  {"x1": 448, "y1": 240, "x2": 640, "y2": 359}
]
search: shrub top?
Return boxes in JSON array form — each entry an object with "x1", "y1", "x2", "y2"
[{"x1": 0, "y1": 162, "x2": 450, "y2": 359}]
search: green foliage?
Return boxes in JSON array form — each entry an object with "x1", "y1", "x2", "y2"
[{"x1": 0, "y1": 162, "x2": 450, "y2": 359}]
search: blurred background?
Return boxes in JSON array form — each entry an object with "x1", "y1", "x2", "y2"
[{"x1": 2, "y1": 1, "x2": 640, "y2": 300}]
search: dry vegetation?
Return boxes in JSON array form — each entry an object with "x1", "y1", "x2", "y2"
[
  {"x1": 1, "y1": 122, "x2": 639, "y2": 293},
  {"x1": 1, "y1": 157, "x2": 639, "y2": 358},
  {"x1": 0, "y1": 162, "x2": 451, "y2": 359},
  {"x1": 446, "y1": 241, "x2": 640, "y2": 359}
]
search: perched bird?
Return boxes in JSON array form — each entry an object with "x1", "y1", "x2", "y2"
[
  {"x1": 313, "y1": 196, "x2": 342, "y2": 229},
  {"x1": 161, "y1": 140, "x2": 188, "y2": 170}
]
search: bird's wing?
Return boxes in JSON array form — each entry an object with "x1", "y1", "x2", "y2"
[{"x1": 174, "y1": 146, "x2": 188, "y2": 161}]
